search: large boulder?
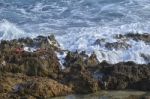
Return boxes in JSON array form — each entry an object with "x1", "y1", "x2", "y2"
[
  {"x1": 0, "y1": 73, "x2": 73, "y2": 99},
  {"x1": 90, "y1": 61, "x2": 150, "y2": 90},
  {"x1": 14, "y1": 78, "x2": 72, "y2": 98},
  {"x1": 62, "y1": 62, "x2": 100, "y2": 94},
  {"x1": 64, "y1": 51, "x2": 98, "y2": 68},
  {"x1": 0, "y1": 35, "x2": 61, "y2": 78}
]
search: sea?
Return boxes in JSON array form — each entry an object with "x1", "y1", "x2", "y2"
[
  {"x1": 0, "y1": 0, "x2": 150, "y2": 98},
  {"x1": 0, "y1": 0, "x2": 150, "y2": 64}
]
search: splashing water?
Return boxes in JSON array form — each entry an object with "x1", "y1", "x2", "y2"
[{"x1": 0, "y1": 0, "x2": 150, "y2": 64}]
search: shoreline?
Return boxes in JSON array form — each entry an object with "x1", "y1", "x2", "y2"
[
  {"x1": 0, "y1": 34, "x2": 149, "y2": 99},
  {"x1": 51, "y1": 90, "x2": 150, "y2": 99}
]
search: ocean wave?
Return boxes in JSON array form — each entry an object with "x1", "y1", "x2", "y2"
[
  {"x1": 56, "y1": 23, "x2": 150, "y2": 64},
  {"x1": 0, "y1": 19, "x2": 33, "y2": 40},
  {"x1": 0, "y1": 0, "x2": 150, "y2": 64}
]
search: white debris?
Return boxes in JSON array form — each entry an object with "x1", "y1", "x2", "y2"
[
  {"x1": 1, "y1": 60, "x2": 6, "y2": 66},
  {"x1": 24, "y1": 47, "x2": 37, "y2": 52}
]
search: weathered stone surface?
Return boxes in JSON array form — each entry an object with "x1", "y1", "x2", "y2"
[
  {"x1": 0, "y1": 73, "x2": 73, "y2": 99},
  {"x1": 62, "y1": 51, "x2": 100, "y2": 93},
  {"x1": 0, "y1": 35, "x2": 74, "y2": 98},
  {"x1": 89, "y1": 61, "x2": 150, "y2": 90},
  {"x1": 115, "y1": 33, "x2": 150, "y2": 43},
  {"x1": 0, "y1": 34, "x2": 150, "y2": 98},
  {"x1": 0, "y1": 35, "x2": 61, "y2": 78},
  {"x1": 64, "y1": 51, "x2": 98, "y2": 67},
  {"x1": 62, "y1": 63, "x2": 100, "y2": 94},
  {"x1": 105, "y1": 42, "x2": 131, "y2": 50}
]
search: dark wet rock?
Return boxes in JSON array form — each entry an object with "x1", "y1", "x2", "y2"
[
  {"x1": 93, "y1": 38, "x2": 131, "y2": 50},
  {"x1": 0, "y1": 35, "x2": 61, "y2": 79},
  {"x1": 89, "y1": 62, "x2": 150, "y2": 90},
  {"x1": 0, "y1": 73, "x2": 72, "y2": 99},
  {"x1": 48, "y1": 35, "x2": 61, "y2": 51},
  {"x1": 86, "y1": 52, "x2": 99, "y2": 67},
  {"x1": 63, "y1": 50, "x2": 150, "y2": 91},
  {"x1": 126, "y1": 33, "x2": 150, "y2": 42},
  {"x1": 14, "y1": 78, "x2": 72, "y2": 98},
  {"x1": 93, "y1": 38, "x2": 106, "y2": 46},
  {"x1": 64, "y1": 51, "x2": 98, "y2": 68},
  {"x1": 115, "y1": 33, "x2": 150, "y2": 43},
  {"x1": 141, "y1": 53, "x2": 150, "y2": 63},
  {"x1": 128, "y1": 79, "x2": 150, "y2": 91},
  {"x1": 0, "y1": 34, "x2": 150, "y2": 98},
  {"x1": 0, "y1": 84, "x2": 3, "y2": 93},
  {"x1": 0, "y1": 49, "x2": 61, "y2": 78},
  {"x1": 62, "y1": 63, "x2": 100, "y2": 94},
  {"x1": 0, "y1": 35, "x2": 101, "y2": 98},
  {"x1": 105, "y1": 42, "x2": 131, "y2": 50},
  {"x1": 34, "y1": 35, "x2": 61, "y2": 51}
]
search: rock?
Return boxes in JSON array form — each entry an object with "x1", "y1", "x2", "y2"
[
  {"x1": 0, "y1": 34, "x2": 150, "y2": 98},
  {"x1": 47, "y1": 35, "x2": 60, "y2": 48},
  {"x1": 93, "y1": 38, "x2": 106, "y2": 46},
  {"x1": 0, "y1": 51, "x2": 61, "y2": 78},
  {"x1": 0, "y1": 84, "x2": 3, "y2": 93},
  {"x1": 105, "y1": 42, "x2": 131, "y2": 50},
  {"x1": 14, "y1": 78, "x2": 73, "y2": 98},
  {"x1": 63, "y1": 63, "x2": 100, "y2": 94},
  {"x1": 64, "y1": 51, "x2": 98, "y2": 68},
  {"x1": 126, "y1": 33, "x2": 150, "y2": 43},
  {"x1": 89, "y1": 62, "x2": 150, "y2": 90},
  {"x1": 115, "y1": 33, "x2": 150, "y2": 43},
  {"x1": 0, "y1": 73, "x2": 72, "y2": 99},
  {"x1": 128, "y1": 79, "x2": 150, "y2": 91},
  {"x1": 93, "y1": 38, "x2": 131, "y2": 50},
  {"x1": 86, "y1": 52, "x2": 99, "y2": 67},
  {"x1": 0, "y1": 35, "x2": 61, "y2": 78},
  {"x1": 141, "y1": 53, "x2": 150, "y2": 63}
]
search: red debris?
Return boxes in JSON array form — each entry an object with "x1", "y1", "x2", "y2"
[{"x1": 15, "y1": 48, "x2": 24, "y2": 54}]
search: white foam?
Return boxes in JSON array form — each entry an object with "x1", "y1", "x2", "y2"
[
  {"x1": 0, "y1": 0, "x2": 150, "y2": 64},
  {"x1": 56, "y1": 52, "x2": 67, "y2": 69},
  {"x1": 56, "y1": 24, "x2": 150, "y2": 64},
  {"x1": 0, "y1": 19, "x2": 33, "y2": 40},
  {"x1": 24, "y1": 47, "x2": 37, "y2": 52}
]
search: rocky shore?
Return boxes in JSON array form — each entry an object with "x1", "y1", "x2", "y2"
[{"x1": 0, "y1": 34, "x2": 149, "y2": 99}]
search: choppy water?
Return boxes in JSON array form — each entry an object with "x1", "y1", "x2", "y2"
[{"x1": 0, "y1": 0, "x2": 150, "y2": 64}]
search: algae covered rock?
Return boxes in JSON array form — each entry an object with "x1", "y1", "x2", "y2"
[
  {"x1": 0, "y1": 73, "x2": 73, "y2": 99},
  {"x1": 64, "y1": 51, "x2": 99, "y2": 68},
  {"x1": 63, "y1": 63, "x2": 100, "y2": 94},
  {"x1": 0, "y1": 35, "x2": 61, "y2": 78},
  {"x1": 91, "y1": 62, "x2": 150, "y2": 90},
  {"x1": 115, "y1": 33, "x2": 150, "y2": 43},
  {"x1": 14, "y1": 77, "x2": 73, "y2": 98}
]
